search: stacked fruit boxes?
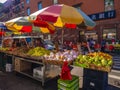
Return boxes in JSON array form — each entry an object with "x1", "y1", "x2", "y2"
[{"x1": 58, "y1": 75, "x2": 79, "y2": 90}]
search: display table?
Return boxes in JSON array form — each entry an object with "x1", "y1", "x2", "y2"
[{"x1": 0, "y1": 51, "x2": 61, "y2": 86}]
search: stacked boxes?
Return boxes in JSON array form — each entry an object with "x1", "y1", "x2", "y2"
[{"x1": 58, "y1": 75, "x2": 79, "y2": 90}]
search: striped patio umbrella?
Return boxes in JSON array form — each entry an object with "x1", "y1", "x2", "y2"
[{"x1": 29, "y1": 4, "x2": 96, "y2": 29}]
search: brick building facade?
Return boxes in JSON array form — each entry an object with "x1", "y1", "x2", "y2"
[
  {"x1": 0, "y1": 0, "x2": 25, "y2": 21},
  {"x1": 0, "y1": 0, "x2": 120, "y2": 43},
  {"x1": 23, "y1": 0, "x2": 120, "y2": 43}
]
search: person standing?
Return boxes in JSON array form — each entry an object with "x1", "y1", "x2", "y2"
[{"x1": 101, "y1": 39, "x2": 106, "y2": 52}]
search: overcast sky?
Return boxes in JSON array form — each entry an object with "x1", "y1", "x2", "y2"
[{"x1": 0, "y1": 0, "x2": 7, "y2": 3}]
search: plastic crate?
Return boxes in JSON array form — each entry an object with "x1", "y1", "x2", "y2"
[
  {"x1": 58, "y1": 75, "x2": 79, "y2": 88},
  {"x1": 58, "y1": 83, "x2": 79, "y2": 90},
  {"x1": 83, "y1": 77, "x2": 108, "y2": 90},
  {"x1": 83, "y1": 68, "x2": 108, "y2": 81}
]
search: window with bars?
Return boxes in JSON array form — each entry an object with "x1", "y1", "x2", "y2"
[
  {"x1": 53, "y1": 0, "x2": 58, "y2": 4},
  {"x1": 105, "y1": 0, "x2": 114, "y2": 11},
  {"x1": 27, "y1": 7, "x2": 30, "y2": 15},
  {"x1": 38, "y1": 2, "x2": 42, "y2": 10}
]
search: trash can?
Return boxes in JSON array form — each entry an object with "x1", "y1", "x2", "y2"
[{"x1": 83, "y1": 68, "x2": 108, "y2": 90}]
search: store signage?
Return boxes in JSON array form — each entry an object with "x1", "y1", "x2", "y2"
[{"x1": 89, "y1": 10, "x2": 116, "y2": 21}]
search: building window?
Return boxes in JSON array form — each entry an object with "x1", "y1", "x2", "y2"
[
  {"x1": 53, "y1": 0, "x2": 58, "y2": 4},
  {"x1": 27, "y1": 8, "x2": 30, "y2": 15},
  {"x1": 21, "y1": 2, "x2": 24, "y2": 8},
  {"x1": 38, "y1": 2, "x2": 42, "y2": 10},
  {"x1": 105, "y1": 0, "x2": 114, "y2": 11},
  {"x1": 26, "y1": 0, "x2": 30, "y2": 4}
]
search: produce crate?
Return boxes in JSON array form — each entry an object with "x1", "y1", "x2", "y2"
[
  {"x1": 89, "y1": 64, "x2": 111, "y2": 72},
  {"x1": 43, "y1": 60, "x2": 73, "y2": 65},
  {"x1": 58, "y1": 83, "x2": 79, "y2": 90},
  {"x1": 74, "y1": 62, "x2": 111, "y2": 72},
  {"x1": 58, "y1": 75, "x2": 79, "y2": 90}
]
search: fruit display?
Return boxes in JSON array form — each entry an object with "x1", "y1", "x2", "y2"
[
  {"x1": 12, "y1": 47, "x2": 30, "y2": 56},
  {"x1": 74, "y1": 52, "x2": 113, "y2": 72},
  {"x1": 0, "y1": 47, "x2": 29, "y2": 56},
  {"x1": 0, "y1": 47, "x2": 10, "y2": 51},
  {"x1": 43, "y1": 50, "x2": 79, "y2": 65},
  {"x1": 27, "y1": 47, "x2": 50, "y2": 57}
]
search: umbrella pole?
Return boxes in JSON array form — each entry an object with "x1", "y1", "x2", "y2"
[
  {"x1": 1, "y1": 29, "x2": 3, "y2": 48},
  {"x1": 61, "y1": 29, "x2": 64, "y2": 45},
  {"x1": 61, "y1": 28, "x2": 64, "y2": 50}
]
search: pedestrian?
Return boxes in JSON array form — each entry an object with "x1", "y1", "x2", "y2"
[{"x1": 101, "y1": 39, "x2": 106, "y2": 52}]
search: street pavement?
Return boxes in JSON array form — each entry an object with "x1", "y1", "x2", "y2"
[{"x1": 108, "y1": 53, "x2": 120, "y2": 89}]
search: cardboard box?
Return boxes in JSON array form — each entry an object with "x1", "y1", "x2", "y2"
[
  {"x1": 14, "y1": 58, "x2": 31, "y2": 72},
  {"x1": 71, "y1": 66, "x2": 83, "y2": 77},
  {"x1": 33, "y1": 66, "x2": 44, "y2": 79},
  {"x1": 6, "y1": 63, "x2": 13, "y2": 72}
]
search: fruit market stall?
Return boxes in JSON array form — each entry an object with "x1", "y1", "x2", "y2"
[
  {"x1": 74, "y1": 52, "x2": 113, "y2": 72},
  {"x1": 74, "y1": 52, "x2": 113, "y2": 90},
  {"x1": 0, "y1": 46, "x2": 78, "y2": 86}
]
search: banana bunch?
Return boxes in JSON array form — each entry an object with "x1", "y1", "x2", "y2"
[
  {"x1": 27, "y1": 47, "x2": 50, "y2": 57},
  {"x1": 0, "y1": 47, "x2": 9, "y2": 51}
]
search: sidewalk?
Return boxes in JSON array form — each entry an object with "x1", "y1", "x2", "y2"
[
  {"x1": 0, "y1": 71, "x2": 120, "y2": 90},
  {"x1": 0, "y1": 71, "x2": 57, "y2": 90}
]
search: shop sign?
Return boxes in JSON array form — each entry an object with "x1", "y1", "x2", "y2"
[{"x1": 89, "y1": 10, "x2": 116, "y2": 21}]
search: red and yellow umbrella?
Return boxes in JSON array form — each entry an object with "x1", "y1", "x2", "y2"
[
  {"x1": 32, "y1": 19, "x2": 55, "y2": 34},
  {"x1": 30, "y1": 4, "x2": 96, "y2": 29},
  {"x1": 5, "y1": 16, "x2": 55, "y2": 34},
  {"x1": 5, "y1": 17, "x2": 32, "y2": 33}
]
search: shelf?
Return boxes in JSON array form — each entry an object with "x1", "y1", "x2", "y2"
[
  {"x1": 11, "y1": 54, "x2": 61, "y2": 86},
  {"x1": 15, "y1": 70, "x2": 43, "y2": 82},
  {"x1": 15, "y1": 69, "x2": 59, "y2": 86},
  {"x1": 14, "y1": 56, "x2": 43, "y2": 65}
]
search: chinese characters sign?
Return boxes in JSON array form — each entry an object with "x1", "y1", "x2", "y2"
[{"x1": 89, "y1": 10, "x2": 116, "y2": 21}]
